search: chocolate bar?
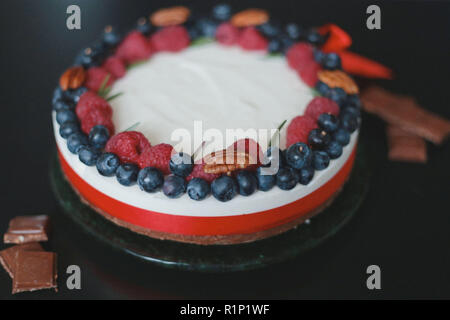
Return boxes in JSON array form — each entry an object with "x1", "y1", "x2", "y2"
[
  {"x1": 0, "y1": 243, "x2": 42, "y2": 278},
  {"x1": 3, "y1": 215, "x2": 49, "y2": 244},
  {"x1": 361, "y1": 86, "x2": 450, "y2": 144},
  {"x1": 12, "y1": 251, "x2": 57, "y2": 294},
  {"x1": 386, "y1": 125, "x2": 427, "y2": 163}
]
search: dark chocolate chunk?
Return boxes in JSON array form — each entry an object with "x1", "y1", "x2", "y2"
[
  {"x1": 0, "y1": 243, "x2": 42, "y2": 278},
  {"x1": 3, "y1": 215, "x2": 49, "y2": 244},
  {"x1": 386, "y1": 125, "x2": 427, "y2": 163}
]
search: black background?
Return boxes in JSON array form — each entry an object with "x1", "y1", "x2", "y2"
[{"x1": 0, "y1": 0, "x2": 449, "y2": 300}]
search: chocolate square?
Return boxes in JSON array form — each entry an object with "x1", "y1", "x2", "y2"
[
  {"x1": 0, "y1": 243, "x2": 42, "y2": 278},
  {"x1": 3, "y1": 215, "x2": 49, "y2": 244},
  {"x1": 12, "y1": 251, "x2": 57, "y2": 294},
  {"x1": 387, "y1": 125, "x2": 427, "y2": 163}
]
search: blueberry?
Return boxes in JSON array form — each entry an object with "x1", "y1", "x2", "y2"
[
  {"x1": 318, "y1": 113, "x2": 339, "y2": 133},
  {"x1": 236, "y1": 171, "x2": 257, "y2": 196},
  {"x1": 116, "y1": 163, "x2": 139, "y2": 186},
  {"x1": 306, "y1": 29, "x2": 325, "y2": 46},
  {"x1": 136, "y1": 18, "x2": 153, "y2": 36},
  {"x1": 264, "y1": 146, "x2": 286, "y2": 168},
  {"x1": 313, "y1": 151, "x2": 330, "y2": 170},
  {"x1": 340, "y1": 112, "x2": 358, "y2": 133},
  {"x1": 196, "y1": 18, "x2": 218, "y2": 38},
  {"x1": 268, "y1": 38, "x2": 282, "y2": 54},
  {"x1": 286, "y1": 142, "x2": 312, "y2": 169},
  {"x1": 279, "y1": 35, "x2": 294, "y2": 53},
  {"x1": 298, "y1": 166, "x2": 315, "y2": 185},
  {"x1": 102, "y1": 26, "x2": 122, "y2": 48},
  {"x1": 211, "y1": 176, "x2": 238, "y2": 202},
  {"x1": 185, "y1": 20, "x2": 200, "y2": 41},
  {"x1": 169, "y1": 152, "x2": 193, "y2": 177},
  {"x1": 313, "y1": 49, "x2": 326, "y2": 64},
  {"x1": 162, "y1": 175, "x2": 186, "y2": 198},
  {"x1": 59, "y1": 122, "x2": 80, "y2": 139},
  {"x1": 257, "y1": 22, "x2": 281, "y2": 38},
  {"x1": 52, "y1": 87, "x2": 63, "y2": 105},
  {"x1": 285, "y1": 23, "x2": 303, "y2": 40},
  {"x1": 96, "y1": 152, "x2": 120, "y2": 176},
  {"x1": 346, "y1": 94, "x2": 362, "y2": 109},
  {"x1": 308, "y1": 129, "x2": 331, "y2": 150},
  {"x1": 323, "y1": 53, "x2": 341, "y2": 70},
  {"x1": 333, "y1": 128, "x2": 351, "y2": 146},
  {"x1": 255, "y1": 166, "x2": 276, "y2": 191},
  {"x1": 325, "y1": 141, "x2": 343, "y2": 159},
  {"x1": 327, "y1": 87, "x2": 347, "y2": 106},
  {"x1": 89, "y1": 125, "x2": 110, "y2": 149},
  {"x1": 315, "y1": 81, "x2": 331, "y2": 96},
  {"x1": 276, "y1": 167, "x2": 298, "y2": 190},
  {"x1": 56, "y1": 110, "x2": 77, "y2": 125},
  {"x1": 78, "y1": 146, "x2": 101, "y2": 166},
  {"x1": 74, "y1": 47, "x2": 103, "y2": 68},
  {"x1": 187, "y1": 178, "x2": 211, "y2": 201},
  {"x1": 212, "y1": 3, "x2": 232, "y2": 21},
  {"x1": 137, "y1": 167, "x2": 164, "y2": 192},
  {"x1": 342, "y1": 105, "x2": 361, "y2": 118},
  {"x1": 67, "y1": 132, "x2": 88, "y2": 154},
  {"x1": 53, "y1": 98, "x2": 75, "y2": 112},
  {"x1": 64, "y1": 87, "x2": 88, "y2": 104}
]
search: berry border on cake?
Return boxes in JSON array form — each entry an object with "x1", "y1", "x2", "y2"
[{"x1": 52, "y1": 4, "x2": 362, "y2": 202}]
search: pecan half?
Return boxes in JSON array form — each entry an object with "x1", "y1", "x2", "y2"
[
  {"x1": 317, "y1": 70, "x2": 359, "y2": 94},
  {"x1": 59, "y1": 66, "x2": 86, "y2": 91},
  {"x1": 231, "y1": 9, "x2": 269, "y2": 27},
  {"x1": 203, "y1": 149, "x2": 255, "y2": 175},
  {"x1": 150, "y1": 6, "x2": 190, "y2": 27}
]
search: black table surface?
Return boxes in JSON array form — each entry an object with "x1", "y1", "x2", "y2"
[{"x1": 0, "y1": 0, "x2": 449, "y2": 299}]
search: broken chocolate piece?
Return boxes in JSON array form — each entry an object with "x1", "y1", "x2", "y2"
[
  {"x1": 386, "y1": 125, "x2": 427, "y2": 163},
  {"x1": 0, "y1": 243, "x2": 42, "y2": 278},
  {"x1": 3, "y1": 215, "x2": 49, "y2": 244},
  {"x1": 361, "y1": 86, "x2": 450, "y2": 144},
  {"x1": 12, "y1": 251, "x2": 57, "y2": 294}
]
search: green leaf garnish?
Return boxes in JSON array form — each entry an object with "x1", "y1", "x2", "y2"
[
  {"x1": 124, "y1": 122, "x2": 141, "y2": 132},
  {"x1": 269, "y1": 120, "x2": 287, "y2": 148},
  {"x1": 97, "y1": 74, "x2": 111, "y2": 98},
  {"x1": 311, "y1": 88, "x2": 321, "y2": 97},
  {"x1": 106, "y1": 92, "x2": 124, "y2": 102},
  {"x1": 127, "y1": 60, "x2": 146, "y2": 70},
  {"x1": 190, "y1": 37, "x2": 214, "y2": 47}
]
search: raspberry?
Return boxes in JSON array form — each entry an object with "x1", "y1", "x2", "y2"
[
  {"x1": 305, "y1": 97, "x2": 340, "y2": 121},
  {"x1": 115, "y1": 31, "x2": 153, "y2": 64},
  {"x1": 286, "y1": 115, "x2": 318, "y2": 147},
  {"x1": 228, "y1": 138, "x2": 264, "y2": 166},
  {"x1": 151, "y1": 26, "x2": 190, "y2": 52},
  {"x1": 215, "y1": 22, "x2": 240, "y2": 46},
  {"x1": 286, "y1": 42, "x2": 314, "y2": 71},
  {"x1": 102, "y1": 56, "x2": 127, "y2": 79},
  {"x1": 238, "y1": 27, "x2": 268, "y2": 51},
  {"x1": 85, "y1": 67, "x2": 115, "y2": 92},
  {"x1": 186, "y1": 162, "x2": 220, "y2": 183},
  {"x1": 105, "y1": 131, "x2": 151, "y2": 164},
  {"x1": 76, "y1": 91, "x2": 112, "y2": 120},
  {"x1": 138, "y1": 143, "x2": 174, "y2": 174},
  {"x1": 297, "y1": 61, "x2": 322, "y2": 87},
  {"x1": 80, "y1": 108, "x2": 115, "y2": 136}
]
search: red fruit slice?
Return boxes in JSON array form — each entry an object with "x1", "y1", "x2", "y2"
[
  {"x1": 339, "y1": 50, "x2": 394, "y2": 79},
  {"x1": 318, "y1": 23, "x2": 353, "y2": 53}
]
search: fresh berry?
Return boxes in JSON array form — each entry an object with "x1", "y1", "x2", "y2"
[
  {"x1": 89, "y1": 125, "x2": 110, "y2": 149},
  {"x1": 105, "y1": 131, "x2": 151, "y2": 165},
  {"x1": 215, "y1": 22, "x2": 240, "y2": 46},
  {"x1": 236, "y1": 170, "x2": 257, "y2": 196},
  {"x1": 323, "y1": 53, "x2": 341, "y2": 70},
  {"x1": 276, "y1": 167, "x2": 298, "y2": 190},
  {"x1": 340, "y1": 112, "x2": 358, "y2": 133},
  {"x1": 305, "y1": 97, "x2": 340, "y2": 121},
  {"x1": 169, "y1": 152, "x2": 193, "y2": 177},
  {"x1": 102, "y1": 56, "x2": 126, "y2": 79},
  {"x1": 78, "y1": 146, "x2": 101, "y2": 166},
  {"x1": 52, "y1": 86, "x2": 63, "y2": 105},
  {"x1": 264, "y1": 146, "x2": 286, "y2": 168},
  {"x1": 298, "y1": 166, "x2": 315, "y2": 185},
  {"x1": 341, "y1": 105, "x2": 361, "y2": 118},
  {"x1": 211, "y1": 176, "x2": 238, "y2": 202},
  {"x1": 286, "y1": 115, "x2": 318, "y2": 147},
  {"x1": 278, "y1": 35, "x2": 294, "y2": 53},
  {"x1": 53, "y1": 99, "x2": 75, "y2": 112},
  {"x1": 137, "y1": 167, "x2": 164, "y2": 192},
  {"x1": 257, "y1": 22, "x2": 281, "y2": 38},
  {"x1": 151, "y1": 26, "x2": 190, "y2": 52},
  {"x1": 238, "y1": 27, "x2": 268, "y2": 51},
  {"x1": 255, "y1": 166, "x2": 276, "y2": 191},
  {"x1": 286, "y1": 42, "x2": 314, "y2": 71},
  {"x1": 162, "y1": 175, "x2": 186, "y2": 198},
  {"x1": 59, "y1": 122, "x2": 80, "y2": 139},
  {"x1": 56, "y1": 110, "x2": 77, "y2": 125},
  {"x1": 138, "y1": 143, "x2": 174, "y2": 174},
  {"x1": 267, "y1": 38, "x2": 282, "y2": 54},
  {"x1": 285, "y1": 23, "x2": 303, "y2": 40},
  {"x1": 80, "y1": 108, "x2": 114, "y2": 136},
  {"x1": 325, "y1": 140, "x2": 343, "y2": 159},
  {"x1": 313, "y1": 48, "x2": 326, "y2": 63},
  {"x1": 116, "y1": 163, "x2": 139, "y2": 186},
  {"x1": 346, "y1": 94, "x2": 362, "y2": 109},
  {"x1": 318, "y1": 113, "x2": 339, "y2": 132},
  {"x1": 196, "y1": 18, "x2": 219, "y2": 38},
  {"x1": 333, "y1": 128, "x2": 351, "y2": 146},
  {"x1": 229, "y1": 138, "x2": 263, "y2": 166},
  {"x1": 306, "y1": 29, "x2": 325, "y2": 46},
  {"x1": 116, "y1": 31, "x2": 153, "y2": 64},
  {"x1": 186, "y1": 162, "x2": 220, "y2": 183},
  {"x1": 184, "y1": 19, "x2": 200, "y2": 41},
  {"x1": 85, "y1": 67, "x2": 115, "y2": 92},
  {"x1": 96, "y1": 152, "x2": 120, "y2": 176},
  {"x1": 135, "y1": 17, "x2": 153, "y2": 36},
  {"x1": 67, "y1": 132, "x2": 88, "y2": 154},
  {"x1": 315, "y1": 81, "x2": 331, "y2": 96},
  {"x1": 102, "y1": 26, "x2": 122, "y2": 48},
  {"x1": 326, "y1": 87, "x2": 347, "y2": 106},
  {"x1": 313, "y1": 151, "x2": 330, "y2": 170},
  {"x1": 76, "y1": 91, "x2": 112, "y2": 120},
  {"x1": 286, "y1": 142, "x2": 313, "y2": 169},
  {"x1": 74, "y1": 47, "x2": 103, "y2": 68},
  {"x1": 308, "y1": 129, "x2": 331, "y2": 150},
  {"x1": 298, "y1": 61, "x2": 321, "y2": 87},
  {"x1": 212, "y1": 3, "x2": 232, "y2": 21},
  {"x1": 187, "y1": 178, "x2": 211, "y2": 201}
]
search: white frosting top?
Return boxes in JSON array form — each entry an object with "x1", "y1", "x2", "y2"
[{"x1": 109, "y1": 43, "x2": 314, "y2": 153}]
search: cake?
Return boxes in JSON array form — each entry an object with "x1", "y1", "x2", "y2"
[{"x1": 52, "y1": 5, "x2": 362, "y2": 245}]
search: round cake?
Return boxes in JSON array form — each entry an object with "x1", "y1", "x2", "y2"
[{"x1": 52, "y1": 5, "x2": 362, "y2": 245}]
